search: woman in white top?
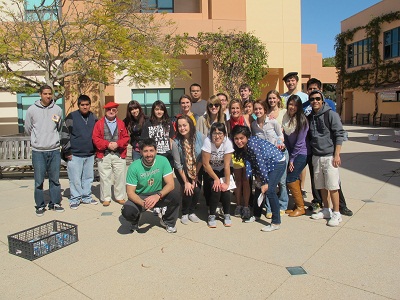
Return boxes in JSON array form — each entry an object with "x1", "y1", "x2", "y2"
[
  {"x1": 266, "y1": 90, "x2": 287, "y2": 125},
  {"x1": 201, "y1": 122, "x2": 234, "y2": 228}
]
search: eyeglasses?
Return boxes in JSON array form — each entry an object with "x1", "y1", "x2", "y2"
[
  {"x1": 208, "y1": 103, "x2": 221, "y2": 108},
  {"x1": 212, "y1": 132, "x2": 224, "y2": 137},
  {"x1": 309, "y1": 97, "x2": 322, "y2": 102},
  {"x1": 106, "y1": 108, "x2": 118, "y2": 112}
]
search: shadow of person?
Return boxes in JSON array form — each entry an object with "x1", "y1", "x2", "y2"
[{"x1": 117, "y1": 211, "x2": 159, "y2": 235}]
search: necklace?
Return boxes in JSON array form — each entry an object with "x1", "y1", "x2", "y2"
[{"x1": 81, "y1": 114, "x2": 89, "y2": 125}]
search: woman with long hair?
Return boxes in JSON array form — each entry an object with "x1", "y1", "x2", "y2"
[
  {"x1": 226, "y1": 99, "x2": 252, "y2": 220},
  {"x1": 217, "y1": 92, "x2": 230, "y2": 121},
  {"x1": 251, "y1": 99, "x2": 288, "y2": 218},
  {"x1": 232, "y1": 125, "x2": 286, "y2": 232},
  {"x1": 141, "y1": 100, "x2": 175, "y2": 167},
  {"x1": 124, "y1": 100, "x2": 147, "y2": 161},
  {"x1": 201, "y1": 122, "x2": 234, "y2": 228},
  {"x1": 265, "y1": 90, "x2": 287, "y2": 125},
  {"x1": 172, "y1": 115, "x2": 205, "y2": 224},
  {"x1": 196, "y1": 95, "x2": 225, "y2": 137},
  {"x1": 174, "y1": 94, "x2": 198, "y2": 127},
  {"x1": 282, "y1": 95, "x2": 309, "y2": 217}
]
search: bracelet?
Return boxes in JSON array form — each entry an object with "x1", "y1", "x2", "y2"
[{"x1": 156, "y1": 192, "x2": 163, "y2": 200}]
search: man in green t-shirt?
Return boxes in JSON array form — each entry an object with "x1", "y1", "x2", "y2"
[{"x1": 122, "y1": 138, "x2": 180, "y2": 233}]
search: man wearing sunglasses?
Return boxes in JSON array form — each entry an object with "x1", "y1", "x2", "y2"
[
  {"x1": 92, "y1": 102, "x2": 129, "y2": 207},
  {"x1": 308, "y1": 90, "x2": 346, "y2": 227}
]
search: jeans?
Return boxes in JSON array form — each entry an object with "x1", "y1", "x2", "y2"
[
  {"x1": 132, "y1": 150, "x2": 141, "y2": 161},
  {"x1": 286, "y1": 154, "x2": 307, "y2": 183},
  {"x1": 32, "y1": 150, "x2": 61, "y2": 209},
  {"x1": 253, "y1": 160, "x2": 286, "y2": 225},
  {"x1": 67, "y1": 155, "x2": 95, "y2": 205},
  {"x1": 266, "y1": 150, "x2": 289, "y2": 212}
]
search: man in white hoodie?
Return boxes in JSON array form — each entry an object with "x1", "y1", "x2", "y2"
[{"x1": 25, "y1": 85, "x2": 64, "y2": 216}]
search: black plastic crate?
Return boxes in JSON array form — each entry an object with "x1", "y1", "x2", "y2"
[{"x1": 8, "y1": 220, "x2": 78, "y2": 261}]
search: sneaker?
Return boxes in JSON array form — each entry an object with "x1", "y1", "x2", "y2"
[
  {"x1": 301, "y1": 190, "x2": 308, "y2": 199},
  {"x1": 188, "y1": 213, "x2": 200, "y2": 223},
  {"x1": 280, "y1": 210, "x2": 285, "y2": 216},
  {"x1": 130, "y1": 223, "x2": 139, "y2": 232},
  {"x1": 207, "y1": 215, "x2": 217, "y2": 228},
  {"x1": 35, "y1": 207, "x2": 45, "y2": 217},
  {"x1": 328, "y1": 212, "x2": 342, "y2": 227},
  {"x1": 242, "y1": 207, "x2": 251, "y2": 219},
  {"x1": 261, "y1": 224, "x2": 281, "y2": 232},
  {"x1": 181, "y1": 214, "x2": 189, "y2": 225},
  {"x1": 70, "y1": 203, "x2": 79, "y2": 210},
  {"x1": 308, "y1": 200, "x2": 322, "y2": 212},
  {"x1": 160, "y1": 219, "x2": 177, "y2": 233},
  {"x1": 266, "y1": 212, "x2": 272, "y2": 219},
  {"x1": 50, "y1": 204, "x2": 65, "y2": 213},
  {"x1": 223, "y1": 214, "x2": 232, "y2": 227},
  {"x1": 243, "y1": 216, "x2": 257, "y2": 223},
  {"x1": 311, "y1": 208, "x2": 332, "y2": 220},
  {"x1": 153, "y1": 207, "x2": 161, "y2": 217},
  {"x1": 234, "y1": 205, "x2": 242, "y2": 217},
  {"x1": 82, "y1": 199, "x2": 98, "y2": 205},
  {"x1": 340, "y1": 207, "x2": 353, "y2": 216}
]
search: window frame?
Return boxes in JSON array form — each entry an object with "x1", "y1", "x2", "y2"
[
  {"x1": 347, "y1": 38, "x2": 371, "y2": 68},
  {"x1": 384, "y1": 27, "x2": 400, "y2": 60}
]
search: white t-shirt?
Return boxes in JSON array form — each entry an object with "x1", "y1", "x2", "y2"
[{"x1": 201, "y1": 136, "x2": 234, "y2": 171}]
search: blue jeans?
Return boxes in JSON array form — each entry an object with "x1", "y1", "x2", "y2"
[
  {"x1": 67, "y1": 155, "x2": 95, "y2": 205},
  {"x1": 132, "y1": 150, "x2": 141, "y2": 161},
  {"x1": 32, "y1": 150, "x2": 61, "y2": 209},
  {"x1": 286, "y1": 154, "x2": 307, "y2": 183},
  {"x1": 266, "y1": 150, "x2": 289, "y2": 212},
  {"x1": 266, "y1": 160, "x2": 286, "y2": 225}
]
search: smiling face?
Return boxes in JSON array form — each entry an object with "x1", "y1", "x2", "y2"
[
  {"x1": 177, "y1": 118, "x2": 190, "y2": 138},
  {"x1": 310, "y1": 94, "x2": 323, "y2": 112},
  {"x1": 230, "y1": 102, "x2": 242, "y2": 119},
  {"x1": 208, "y1": 102, "x2": 221, "y2": 116},
  {"x1": 105, "y1": 107, "x2": 118, "y2": 121},
  {"x1": 218, "y1": 94, "x2": 228, "y2": 111},
  {"x1": 287, "y1": 99, "x2": 298, "y2": 117},
  {"x1": 254, "y1": 102, "x2": 265, "y2": 118},
  {"x1": 40, "y1": 88, "x2": 53, "y2": 107},
  {"x1": 211, "y1": 129, "x2": 225, "y2": 147},
  {"x1": 130, "y1": 107, "x2": 140, "y2": 118},
  {"x1": 285, "y1": 77, "x2": 298, "y2": 91},
  {"x1": 154, "y1": 106, "x2": 165, "y2": 120},
  {"x1": 141, "y1": 145, "x2": 157, "y2": 166},
  {"x1": 180, "y1": 97, "x2": 191, "y2": 114},
  {"x1": 268, "y1": 93, "x2": 280, "y2": 109},
  {"x1": 233, "y1": 133, "x2": 248, "y2": 149},
  {"x1": 244, "y1": 102, "x2": 253, "y2": 115},
  {"x1": 239, "y1": 88, "x2": 251, "y2": 101}
]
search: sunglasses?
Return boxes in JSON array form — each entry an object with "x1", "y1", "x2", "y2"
[
  {"x1": 309, "y1": 97, "x2": 322, "y2": 102},
  {"x1": 208, "y1": 103, "x2": 221, "y2": 108}
]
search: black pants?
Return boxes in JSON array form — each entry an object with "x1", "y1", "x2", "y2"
[
  {"x1": 307, "y1": 155, "x2": 348, "y2": 210},
  {"x1": 203, "y1": 169, "x2": 231, "y2": 215},
  {"x1": 121, "y1": 190, "x2": 180, "y2": 227}
]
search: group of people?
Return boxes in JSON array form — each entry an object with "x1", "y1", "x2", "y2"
[{"x1": 24, "y1": 74, "x2": 352, "y2": 234}]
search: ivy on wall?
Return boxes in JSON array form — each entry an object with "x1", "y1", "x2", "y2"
[{"x1": 334, "y1": 11, "x2": 400, "y2": 120}]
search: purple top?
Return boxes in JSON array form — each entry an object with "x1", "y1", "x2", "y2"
[{"x1": 284, "y1": 123, "x2": 310, "y2": 163}]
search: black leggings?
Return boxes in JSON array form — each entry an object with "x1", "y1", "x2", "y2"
[{"x1": 203, "y1": 169, "x2": 231, "y2": 215}]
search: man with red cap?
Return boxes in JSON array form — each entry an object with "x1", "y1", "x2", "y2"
[{"x1": 92, "y1": 102, "x2": 129, "y2": 206}]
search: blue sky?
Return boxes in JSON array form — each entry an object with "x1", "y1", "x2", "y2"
[{"x1": 301, "y1": 0, "x2": 381, "y2": 58}]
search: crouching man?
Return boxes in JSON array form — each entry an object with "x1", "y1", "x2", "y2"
[{"x1": 122, "y1": 138, "x2": 180, "y2": 233}]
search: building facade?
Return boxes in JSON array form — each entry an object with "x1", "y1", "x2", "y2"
[{"x1": 339, "y1": 0, "x2": 400, "y2": 124}]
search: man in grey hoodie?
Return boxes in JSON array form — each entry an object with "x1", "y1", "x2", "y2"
[
  {"x1": 25, "y1": 85, "x2": 64, "y2": 216},
  {"x1": 308, "y1": 90, "x2": 345, "y2": 227}
]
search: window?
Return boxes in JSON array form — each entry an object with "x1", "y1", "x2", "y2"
[
  {"x1": 384, "y1": 27, "x2": 400, "y2": 59},
  {"x1": 141, "y1": 0, "x2": 174, "y2": 12},
  {"x1": 132, "y1": 88, "x2": 184, "y2": 116},
  {"x1": 347, "y1": 38, "x2": 371, "y2": 68},
  {"x1": 25, "y1": 0, "x2": 59, "y2": 21}
]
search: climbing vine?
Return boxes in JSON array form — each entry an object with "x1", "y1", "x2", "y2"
[{"x1": 334, "y1": 11, "x2": 400, "y2": 119}]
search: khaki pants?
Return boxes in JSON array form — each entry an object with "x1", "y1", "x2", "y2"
[{"x1": 97, "y1": 153, "x2": 126, "y2": 201}]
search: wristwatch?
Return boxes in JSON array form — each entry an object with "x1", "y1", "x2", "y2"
[{"x1": 156, "y1": 192, "x2": 163, "y2": 200}]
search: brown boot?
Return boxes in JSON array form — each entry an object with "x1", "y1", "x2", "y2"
[{"x1": 287, "y1": 180, "x2": 305, "y2": 217}]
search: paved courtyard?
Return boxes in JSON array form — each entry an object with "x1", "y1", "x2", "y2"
[{"x1": 0, "y1": 125, "x2": 399, "y2": 299}]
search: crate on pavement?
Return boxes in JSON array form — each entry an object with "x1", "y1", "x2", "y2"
[{"x1": 8, "y1": 220, "x2": 78, "y2": 261}]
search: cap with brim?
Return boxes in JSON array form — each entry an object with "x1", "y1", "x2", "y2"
[
  {"x1": 283, "y1": 72, "x2": 298, "y2": 81},
  {"x1": 103, "y1": 102, "x2": 119, "y2": 109}
]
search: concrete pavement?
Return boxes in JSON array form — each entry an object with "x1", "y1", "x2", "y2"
[{"x1": 0, "y1": 125, "x2": 399, "y2": 299}]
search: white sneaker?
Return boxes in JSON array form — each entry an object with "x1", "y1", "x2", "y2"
[
  {"x1": 188, "y1": 213, "x2": 200, "y2": 223},
  {"x1": 261, "y1": 224, "x2": 280, "y2": 232},
  {"x1": 328, "y1": 212, "x2": 342, "y2": 227},
  {"x1": 180, "y1": 214, "x2": 189, "y2": 225},
  {"x1": 311, "y1": 208, "x2": 332, "y2": 220}
]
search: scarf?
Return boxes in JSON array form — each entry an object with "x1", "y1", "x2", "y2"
[{"x1": 282, "y1": 112, "x2": 297, "y2": 136}]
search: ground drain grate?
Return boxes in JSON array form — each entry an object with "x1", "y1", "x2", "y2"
[
  {"x1": 101, "y1": 212, "x2": 113, "y2": 216},
  {"x1": 362, "y1": 199, "x2": 374, "y2": 203},
  {"x1": 286, "y1": 266, "x2": 307, "y2": 275}
]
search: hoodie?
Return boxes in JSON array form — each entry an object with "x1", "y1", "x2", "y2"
[
  {"x1": 24, "y1": 100, "x2": 62, "y2": 151},
  {"x1": 308, "y1": 92, "x2": 345, "y2": 156}
]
